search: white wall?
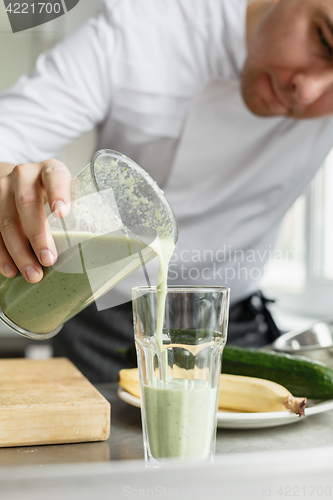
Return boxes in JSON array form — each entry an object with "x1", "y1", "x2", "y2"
[
  {"x1": 0, "y1": 0, "x2": 101, "y2": 336},
  {"x1": 0, "y1": 0, "x2": 100, "y2": 176}
]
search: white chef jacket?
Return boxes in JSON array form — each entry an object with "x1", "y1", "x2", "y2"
[{"x1": 1, "y1": 0, "x2": 333, "y2": 306}]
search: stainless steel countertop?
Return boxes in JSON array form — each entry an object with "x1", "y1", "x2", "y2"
[
  {"x1": 1, "y1": 384, "x2": 333, "y2": 500},
  {"x1": 0, "y1": 383, "x2": 333, "y2": 468}
]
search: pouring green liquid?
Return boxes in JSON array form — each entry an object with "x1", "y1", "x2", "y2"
[{"x1": 141, "y1": 241, "x2": 219, "y2": 461}]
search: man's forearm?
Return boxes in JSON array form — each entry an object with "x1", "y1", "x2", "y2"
[{"x1": 0, "y1": 162, "x2": 15, "y2": 178}]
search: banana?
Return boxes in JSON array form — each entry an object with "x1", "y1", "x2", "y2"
[
  {"x1": 118, "y1": 368, "x2": 141, "y2": 399},
  {"x1": 118, "y1": 369, "x2": 306, "y2": 415},
  {"x1": 219, "y1": 374, "x2": 306, "y2": 415}
]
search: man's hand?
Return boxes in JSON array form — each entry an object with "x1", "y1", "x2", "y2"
[{"x1": 0, "y1": 159, "x2": 72, "y2": 283}]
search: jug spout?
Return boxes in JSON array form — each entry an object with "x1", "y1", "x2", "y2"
[{"x1": 0, "y1": 150, "x2": 178, "y2": 339}]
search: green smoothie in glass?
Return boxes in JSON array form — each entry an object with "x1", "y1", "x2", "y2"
[{"x1": 143, "y1": 378, "x2": 218, "y2": 460}]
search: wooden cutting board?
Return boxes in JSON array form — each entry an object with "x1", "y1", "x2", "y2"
[{"x1": 0, "y1": 357, "x2": 110, "y2": 448}]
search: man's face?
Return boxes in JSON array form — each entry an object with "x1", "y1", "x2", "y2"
[{"x1": 242, "y1": 0, "x2": 333, "y2": 118}]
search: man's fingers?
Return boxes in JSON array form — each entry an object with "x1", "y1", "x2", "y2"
[
  {"x1": 41, "y1": 160, "x2": 72, "y2": 218},
  {"x1": 0, "y1": 159, "x2": 71, "y2": 282},
  {"x1": 13, "y1": 164, "x2": 58, "y2": 269},
  {"x1": 0, "y1": 173, "x2": 43, "y2": 282},
  {"x1": 0, "y1": 196, "x2": 43, "y2": 283},
  {"x1": 0, "y1": 234, "x2": 17, "y2": 278}
]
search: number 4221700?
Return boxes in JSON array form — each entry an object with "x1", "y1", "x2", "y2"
[{"x1": 6, "y1": 3, "x2": 62, "y2": 14}]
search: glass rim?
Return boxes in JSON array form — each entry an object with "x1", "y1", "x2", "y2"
[{"x1": 132, "y1": 285, "x2": 230, "y2": 294}]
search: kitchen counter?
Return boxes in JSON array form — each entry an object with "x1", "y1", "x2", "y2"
[
  {"x1": 1, "y1": 383, "x2": 333, "y2": 499},
  {"x1": 0, "y1": 382, "x2": 333, "y2": 467}
]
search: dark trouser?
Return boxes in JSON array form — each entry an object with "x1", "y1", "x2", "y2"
[{"x1": 52, "y1": 291, "x2": 281, "y2": 384}]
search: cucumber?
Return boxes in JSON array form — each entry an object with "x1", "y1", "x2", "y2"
[
  {"x1": 121, "y1": 338, "x2": 333, "y2": 400},
  {"x1": 222, "y1": 346, "x2": 333, "y2": 400}
]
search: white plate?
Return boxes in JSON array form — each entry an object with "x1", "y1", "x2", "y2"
[{"x1": 117, "y1": 387, "x2": 333, "y2": 429}]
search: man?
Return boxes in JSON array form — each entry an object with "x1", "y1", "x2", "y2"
[{"x1": 1, "y1": 0, "x2": 333, "y2": 381}]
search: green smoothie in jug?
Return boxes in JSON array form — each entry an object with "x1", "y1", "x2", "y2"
[
  {"x1": 0, "y1": 230, "x2": 155, "y2": 335},
  {"x1": 0, "y1": 149, "x2": 179, "y2": 337}
]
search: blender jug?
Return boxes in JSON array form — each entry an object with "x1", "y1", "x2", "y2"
[{"x1": 0, "y1": 149, "x2": 178, "y2": 339}]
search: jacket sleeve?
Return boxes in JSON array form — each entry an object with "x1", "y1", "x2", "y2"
[{"x1": 0, "y1": 2, "x2": 115, "y2": 165}]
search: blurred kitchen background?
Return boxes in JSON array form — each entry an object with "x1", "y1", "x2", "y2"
[
  {"x1": 0, "y1": 0, "x2": 99, "y2": 357},
  {"x1": 0, "y1": 0, "x2": 332, "y2": 358}
]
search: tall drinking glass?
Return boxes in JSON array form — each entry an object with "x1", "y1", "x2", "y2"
[{"x1": 132, "y1": 286, "x2": 230, "y2": 464}]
